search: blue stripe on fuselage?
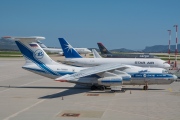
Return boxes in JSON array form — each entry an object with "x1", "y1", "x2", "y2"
[
  {"x1": 122, "y1": 76, "x2": 131, "y2": 81},
  {"x1": 23, "y1": 67, "x2": 46, "y2": 73},
  {"x1": 22, "y1": 67, "x2": 101, "y2": 78},
  {"x1": 129, "y1": 73, "x2": 173, "y2": 78},
  {"x1": 101, "y1": 80, "x2": 122, "y2": 83}
]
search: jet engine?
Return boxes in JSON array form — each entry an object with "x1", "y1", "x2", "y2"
[
  {"x1": 98, "y1": 76, "x2": 122, "y2": 86},
  {"x1": 112, "y1": 70, "x2": 131, "y2": 83}
]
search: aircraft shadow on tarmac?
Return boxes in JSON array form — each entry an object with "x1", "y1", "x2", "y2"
[
  {"x1": 46, "y1": 87, "x2": 165, "y2": 97},
  {"x1": 39, "y1": 88, "x2": 89, "y2": 99},
  {"x1": 0, "y1": 85, "x2": 165, "y2": 91},
  {"x1": 123, "y1": 88, "x2": 165, "y2": 91},
  {"x1": 0, "y1": 85, "x2": 165, "y2": 99},
  {"x1": 0, "y1": 85, "x2": 90, "y2": 99},
  {"x1": 0, "y1": 85, "x2": 88, "y2": 90}
]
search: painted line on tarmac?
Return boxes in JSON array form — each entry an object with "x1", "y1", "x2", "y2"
[
  {"x1": 75, "y1": 93, "x2": 164, "y2": 104},
  {"x1": 0, "y1": 79, "x2": 43, "y2": 93},
  {"x1": 0, "y1": 73, "x2": 29, "y2": 82},
  {"x1": 3, "y1": 84, "x2": 74, "y2": 120},
  {"x1": 3, "y1": 99, "x2": 45, "y2": 120},
  {"x1": 105, "y1": 108, "x2": 161, "y2": 120},
  {"x1": 75, "y1": 102, "x2": 161, "y2": 120},
  {"x1": 74, "y1": 93, "x2": 165, "y2": 120}
]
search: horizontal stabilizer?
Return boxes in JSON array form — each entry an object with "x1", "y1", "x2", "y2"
[{"x1": 3, "y1": 36, "x2": 45, "y2": 42}]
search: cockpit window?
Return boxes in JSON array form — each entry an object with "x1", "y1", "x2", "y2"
[{"x1": 163, "y1": 62, "x2": 168, "y2": 64}]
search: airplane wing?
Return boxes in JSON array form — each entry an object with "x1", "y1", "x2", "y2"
[{"x1": 55, "y1": 63, "x2": 129, "y2": 81}]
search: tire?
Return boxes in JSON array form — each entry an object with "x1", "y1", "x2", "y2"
[
  {"x1": 111, "y1": 90, "x2": 115, "y2": 93},
  {"x1": 121, "y1": 90, "x2": 125, "y2": 92},
  {"x1": 99, "y1": 86, "x2": 105, "y2": 91},
  {"x1": 143, "y1": 86, "x2": 145, "y2": 90},
  {"x1": 91, "y1": 85, "x2": 97, "y2": 90},
  {"x1": 144, "y1": 86, "x2": 148, "y2": 90}
]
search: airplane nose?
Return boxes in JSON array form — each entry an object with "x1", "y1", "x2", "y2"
[
  {"x1": 164, "y1": 63, "x2": 170, "y2": 68},
  {"x1": 173, "y1": 75, "x2": 177, "y2": 80}
]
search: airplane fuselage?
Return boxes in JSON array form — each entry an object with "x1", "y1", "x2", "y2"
[
  {"x1": 64, "y1": 58, "x2": 170, "y2": 68},
  {"x1": 102, "y1": 53, "x2": 155, "y2": 58},
  {"x1": 22, "y1": 63, "x2": 175, "y2": 86},
  {"x1": 43, "y1": 48, "x2": 62, "y2": 53}
]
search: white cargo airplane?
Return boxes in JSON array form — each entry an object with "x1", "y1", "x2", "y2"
[
  {"x1": 6, "y1": 36, "x2": 176, "y2": 91},
  {"x1": 59, "y1": 38, "x2": 170, "y2": 68},
  {"x1": 37, "y1": 40, "x2": 91, "y2": 55}
]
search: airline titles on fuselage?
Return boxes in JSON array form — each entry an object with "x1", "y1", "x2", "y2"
[{"x1": 135, "y1": 61, "x2": 154, "y2": 64}]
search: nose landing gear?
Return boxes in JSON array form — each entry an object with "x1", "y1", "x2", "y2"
[
  {"x1": 143, "y1": 85, "x2": 148, "y2": 90},
  {"x1": 90, "y1": 85, "x2": 97, "y2": 90}
]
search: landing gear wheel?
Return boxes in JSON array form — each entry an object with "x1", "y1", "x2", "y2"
[
  {"x1": 111, "y1": 89, "x2": 125, "y2": 93},
  {"x1": 111, "y1": 90, "x2": 115, "y2": 93},
  {"x1": 143, "y1": 85, "x2": 148, "y2": 90},
  {"x1": 121, "y1": 89, "x2": 125, "y2": 92},
  {"x1": 91, "y1": 85, "x2": 97, "y2": 90},
  {"x1": 99, "y1": 86, "x2": 105, "y2": 91},
  {"x1": 143, "y1": 86, "x2": 145, "y2": 90}
]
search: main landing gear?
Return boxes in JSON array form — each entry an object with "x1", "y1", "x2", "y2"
[
  {"x1": 90, "y1": 85, "x2": 125, "y2": 92},
  {"x1": 90, "y1": 85, "x2": 97, "y2": 90},
  {"x1": 111, "y1": 89, "x2": 125, "y2": 93},
  {"x1": 90, "y1": 85, "x2": 105, "y2": 91}
]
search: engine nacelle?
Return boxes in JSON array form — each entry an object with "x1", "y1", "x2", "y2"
[
  {"x1": 112, "y1": 70, "x2": 131, "y2": 83},
  {"x1": 98, "y1": 76, "x2": 122, "y2": 86}
]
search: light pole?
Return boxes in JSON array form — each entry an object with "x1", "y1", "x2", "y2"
[
  {"x1": 167, "y1": 30, "x2": 171, "y2": 64},
  {"x1": 173, "y1": 25, "x2": 178, "y2": 68}
]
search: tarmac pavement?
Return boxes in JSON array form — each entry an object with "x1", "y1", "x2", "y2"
[{"x1": 0, "y1": 57, "x2": 180, "y2": 120}]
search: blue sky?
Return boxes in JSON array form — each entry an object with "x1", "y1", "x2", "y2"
[{"x1": 0, "y1": 0, "x2": 179, "y2": 50}]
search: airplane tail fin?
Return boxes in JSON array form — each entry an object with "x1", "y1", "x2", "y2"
[
  {"x1": 36, "y1": 40, "x2": 47, "y2": 48},
  {"x1": 92, "y1": 49, "x2": 102, "y2": 58},
  {"x1": 58, "y1": 38, "x2": 82, "y2": 58},
  {"x1": 11, "y1": 36, "x2": 56, "y2": 65},
  {"x1": 97, "y1": 42, "x2": 112, "y2": 54}
]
